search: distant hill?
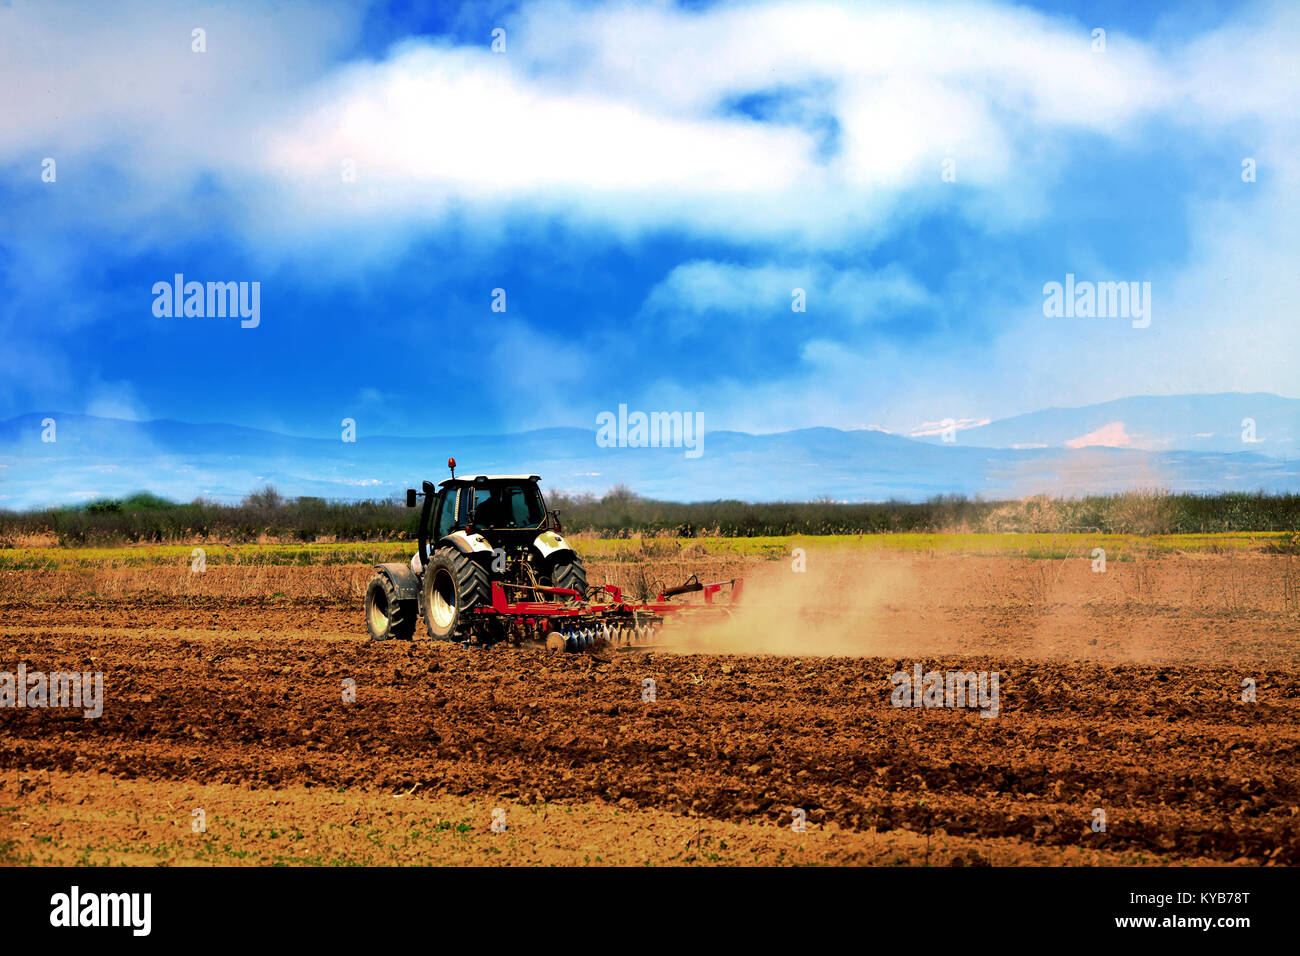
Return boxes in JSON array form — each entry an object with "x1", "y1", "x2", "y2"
[
  {"x1": 925, "y1": 392, "x2": 1300, "y2": 455},
  {"x1": 1, "y1": 392, "x2": 1298, "y2": 509}
]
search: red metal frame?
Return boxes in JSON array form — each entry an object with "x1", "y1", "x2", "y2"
[{"x1": 475, "y1": 578, "x2": 742, "y2": 621}]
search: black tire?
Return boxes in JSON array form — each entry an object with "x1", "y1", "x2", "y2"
[
  {"x1": 422, "y1": 546, "x2": 491, "y2": 640},
  {"x1": 365, "y1": 573, "x2": 417, "y2": 641},
  {"x1": 549, "y1": 552, "x2": 587, "y2": 600}
]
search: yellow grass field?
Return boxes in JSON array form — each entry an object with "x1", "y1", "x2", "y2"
[{"x1": 0, "y1": 530, "x2": 1293, "y2": 571}]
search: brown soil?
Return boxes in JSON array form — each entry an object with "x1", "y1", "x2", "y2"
[
  {"x1": 7, "y1": 769, "x2": 1218, "y2": 867},
  {"x1": 1, "y1": 551, "x2": 1298, "y2": 866}
]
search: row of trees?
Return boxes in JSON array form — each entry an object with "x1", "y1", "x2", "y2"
[{"x1": 3, "y1": 485, "x2": 1299, "y2": 546}]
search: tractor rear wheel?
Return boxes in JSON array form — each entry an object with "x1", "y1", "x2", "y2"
[
  {"x1": 365, "y1": 573, "x2": 417, "y2": 641},
  {"x1": 422, "y1": 546, "x2": 491, "y2": 640},
  {"x1": 549, "y1": 553, "x2": 587, "y2": 600}
]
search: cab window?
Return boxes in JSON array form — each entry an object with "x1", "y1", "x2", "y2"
[
  {"x1": 435, "y1": 490, "x2": 458, "y2": 537},
  {"x1": 471, "y1": 484, "x2": 545, "y2": 528}
]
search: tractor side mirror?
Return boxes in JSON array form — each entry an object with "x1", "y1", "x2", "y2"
[{"x1": 405, "y1": 488, "x2": 417, "y2": 508}]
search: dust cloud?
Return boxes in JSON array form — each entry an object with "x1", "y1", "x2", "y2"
[{"x1": 660, "y1": 551, "x2": 918, "y2": 657}]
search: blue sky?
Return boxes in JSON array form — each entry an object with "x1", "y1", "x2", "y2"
[{"x1": 1, "y1": 0, "x2": 1296, "y2": 444}]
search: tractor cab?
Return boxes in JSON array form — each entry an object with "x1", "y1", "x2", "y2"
[
  {"x1": 438, "y1": 476, "x2": 548, "y2": 532},
  {"x1": 415, "y1": 473, "x2": 560, "y2": 558}
]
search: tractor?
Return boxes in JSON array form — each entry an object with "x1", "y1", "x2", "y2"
[
  {"x1": 364, "y1": 459, "x2": 741, "y2": 651},
  {"x1": 364, "y1": 459, "x2": 586, "y2": 642}
]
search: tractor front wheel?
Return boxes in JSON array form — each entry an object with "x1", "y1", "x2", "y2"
[
  {"x1": 422, "y1": 547, "x2": 491, "y2": 640},
  {"x1": 548, "y1": 553, "x2": 587, "y2": 600}
]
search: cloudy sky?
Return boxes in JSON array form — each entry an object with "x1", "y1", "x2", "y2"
[{"x1": 1, "y1": 0, "x2": 1296, "y2": 440}]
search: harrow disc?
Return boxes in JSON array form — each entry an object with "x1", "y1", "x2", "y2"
[
  {"x1": 547, "y1": 619, "x2": 665, "y2": 652},
  {"x1": 606, "y1": 621, "x2": 661, "y2": 649}
]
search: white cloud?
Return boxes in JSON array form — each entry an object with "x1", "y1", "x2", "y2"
[
  {"x1": 3, "y1": 0, "x2": 1293, "y2": 247},
  {"x1": 910, "y1": 417, "x2": 992, "y2": 437},
  {"x1": 641, "y1": 260, "x2": 932, "y2": 327},
  {"x1": 0, "y1": 1, "x2": 356, "y2": 176},
  {"x1": 2, "y1": 0, "x2": 1298, "y2": 435},
  {"x1": 249, "y1": 0, "x2": 1186, "y2": 241}
]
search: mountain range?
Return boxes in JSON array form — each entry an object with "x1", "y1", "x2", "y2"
[{"x1": 1, "y1": 393, "x2": 1297, "y2": 509}]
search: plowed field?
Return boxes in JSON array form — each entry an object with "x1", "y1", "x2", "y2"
[{"x1": 2, "y1": 546, "x2": 1297, "y2": 865}]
